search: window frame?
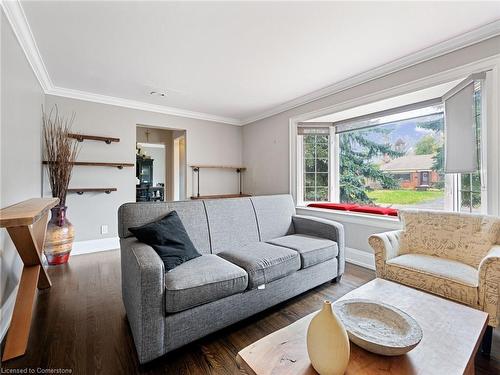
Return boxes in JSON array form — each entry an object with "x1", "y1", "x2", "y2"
[{"x1": 296, "y1": 125, "x2": 333, "y2": 203}]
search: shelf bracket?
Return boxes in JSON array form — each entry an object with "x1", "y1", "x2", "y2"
[{"x1": 193, "y1": 167, "x2": 200, "y2": 197}]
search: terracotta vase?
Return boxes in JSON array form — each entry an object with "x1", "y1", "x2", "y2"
[
  {"x1": 307, "y1": 300, "x2": 350, "y2": 375},
  {"x1": 44, "y1": 205, "x2": 75, "y2": 265}
]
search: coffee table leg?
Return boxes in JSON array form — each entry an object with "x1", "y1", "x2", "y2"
[{"x1": 480, "y1": 326, "x2": 493, "y2": 357}]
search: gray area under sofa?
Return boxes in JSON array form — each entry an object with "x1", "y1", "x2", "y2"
[{"x1": 118, "y1": 194, "x2": 345, "y2": 363}]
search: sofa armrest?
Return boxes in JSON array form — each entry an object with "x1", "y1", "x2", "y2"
[
  {"x1": 479, "y1": 245, "x2": 500, "y2": 327},
  {"x1": 120, "y1": 237, "x2": 165, "y2": 363},
  {"x1": 368, "y1": 230, "x2": 403, "y2": 278},
  {"x1": 292, "y1": 215, "x2": 345, "y2": 275}
]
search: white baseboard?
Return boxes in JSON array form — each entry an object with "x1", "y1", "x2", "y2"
[
  {"x1": 0, "y1": 284, "x2": 19, "y2": 342},
  {"x1": 71, "y1": 237, "x2": 120, "y2": 256},
  {"x1": 345, "y1": 247, "x2": 375, "y2": 270}
]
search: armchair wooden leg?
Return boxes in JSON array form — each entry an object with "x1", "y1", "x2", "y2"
[
  {"x1": 480, "y1": 326, "x2": 493, "y2": 357},
  {"x1": 332, "y1": 275, "x2": 342, "y2": 283}
]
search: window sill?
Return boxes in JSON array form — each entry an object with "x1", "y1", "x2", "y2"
[{"x1": 296, "y1": 206, "x2": 401, "y2": 230}]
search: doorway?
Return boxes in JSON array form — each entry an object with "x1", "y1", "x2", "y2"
[{"x1": 136, "y1": 126, "x2": 187, "y2": 202}]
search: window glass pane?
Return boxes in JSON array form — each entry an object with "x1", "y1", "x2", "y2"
[
  {"x1": 316, "y1": 173, "x2": 328, "y2": 187},
  {"x1": 316, "y1": 143, "x2": 329, "y2": 158},
  {"x1": 339, "y1": 110, "x2": 445, "y2": 210},
  {"x1": 304, "y1": 143, "x2": 315, "y2": 159},
  {"x1": 459, "y1": 82, "x2": 482, "y2": 213},
  {"x1": 304, "y1": 135, "x2": 316, "y2": 144},
  {"x1": 305, "y1": 188, "x2": 317, "y2": 201},
  {"x1": 316, "y1": 135, "x2": 329, "y2": 143},
  {"x1": 304, "y1": 159, "x2": 315, "y2": 173},
  {"x1": 316, "y1": 158, "x2": 328, "y2": 173},
  {"x1": 316, "y1": 187, "x2": 328, "y2": 201},
  {"x1": 305, "y1": 173, "x2": 315, "y2": 187},
  {"x1": 460, "y1": 173, "x2": 482, "y2": 213},
  {"x1": 302, "y1": 131, "x2": 329, "y2": 202}
]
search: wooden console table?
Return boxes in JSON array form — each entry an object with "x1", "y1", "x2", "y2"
[{"x1": 0, "y1": 198, "x2": 59, "y2": 361}]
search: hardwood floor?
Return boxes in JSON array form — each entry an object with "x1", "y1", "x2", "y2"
[{"x1": 2, "y1": 250, "x2": 499, "y2": 374}]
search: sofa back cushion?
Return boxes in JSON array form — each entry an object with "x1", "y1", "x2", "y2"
[
  {"x1": 250, "y1": 195, "x2": 296, "y2": 241},
  {"x1": 399, "y1": 209, "x2": 500, "y2": 268},
  {"x1": 118, "y1": 200, "x2": 211, "y2": 254},
  {"x1": 204, "y1": 198, "x2": 260, "y2": 253}
]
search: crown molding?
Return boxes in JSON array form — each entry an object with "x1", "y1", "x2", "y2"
[
  {"x1": 45, "y1": 86, "x2": 243, "y2": 125},
  {"x1": 240, "y1": 19, "x2": 500, "y2": 125},
  {"x1": 1, "y1": 0, "x2": 52, "y2": 90},
  {"x1": 3, "y1": 0, "x2": 500, "y2": 127}
]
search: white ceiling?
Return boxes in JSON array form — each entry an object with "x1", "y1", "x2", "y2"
[{"x1": 16, "y1": 1, "x2": 500, "y2": 124}]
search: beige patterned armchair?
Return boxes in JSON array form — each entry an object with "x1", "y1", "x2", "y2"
[{"x1": 369, "y1": 210, "x2": 500, "y2": 329}]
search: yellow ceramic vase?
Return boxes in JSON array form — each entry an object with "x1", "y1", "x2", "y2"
[{"x1": 307, "y1": 300, "x2": 350, "y2": 375}]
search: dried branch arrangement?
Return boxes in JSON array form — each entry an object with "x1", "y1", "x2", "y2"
[{"x1": 42, "y1": 106, "x2": 81, "y2": 207}]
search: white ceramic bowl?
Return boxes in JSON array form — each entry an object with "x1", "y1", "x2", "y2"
[{"x1": 333, "y1": 298, "x2": 423, "y2": 356}]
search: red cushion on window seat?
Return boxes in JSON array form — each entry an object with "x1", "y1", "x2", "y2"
[
  {"x1": 307, "y1": 202, "x2": 398, "y2": 217},
  {"x1": 350, "y1": 206, "x2": 398, "y2": 216},
  {"x1": 307, "y1": 203, "x2": 359, "y2": 211}
]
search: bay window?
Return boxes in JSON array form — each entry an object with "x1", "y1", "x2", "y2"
[{"x1": 297, "y1": 75, "x2": 487, "y2": 214}]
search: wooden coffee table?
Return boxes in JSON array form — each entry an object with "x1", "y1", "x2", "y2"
[{"x1": 237, "y1": 278, "x2": 488, "y2": 375}]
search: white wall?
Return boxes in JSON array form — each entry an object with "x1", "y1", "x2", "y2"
[
  {"x1": 242, "y1": 35, "x2": 500, "y2": 254},
  {"x1": 44, "y1": 95, "x2": 243, "y2": 243},
  {"x1": 0, "y1": 10, "x2": 45, "y2": 339}
]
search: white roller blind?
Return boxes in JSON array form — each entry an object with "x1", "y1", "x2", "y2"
[
  {"x1": 444, "y1": 81, "x2": 477, "y2": 173},
  {"x1": 297, "y1": 124, "x2": 331, "y2": 135},
  {"x1": 334, "y1": 98, "x2": 442, "y2": 134}
]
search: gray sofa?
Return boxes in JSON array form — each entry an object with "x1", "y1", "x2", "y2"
[{"x1": 118, "y1": 194, "x2": 344, "y2": 363}]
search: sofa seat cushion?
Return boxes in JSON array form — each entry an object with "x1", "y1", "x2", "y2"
[
  {"x1": 218, "y1": 242, "x2": 300, "y2": 289},
  {"x1": 164, "y1": 254, "x2": 248, "y2": 313},
  {"x1": 266, "y1": 234, "x2": 338, "y2": 269},
  {"x1": 385, "y1": 254, "x2": 479, "y2": 307}
]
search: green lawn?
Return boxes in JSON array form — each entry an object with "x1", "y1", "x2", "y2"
[{"x1": 367, "y1": 189, "x2": 444, "y2": 205}]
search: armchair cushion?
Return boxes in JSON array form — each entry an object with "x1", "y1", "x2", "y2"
[
  {"x1": 399, "y1": 210, "x2": 500, "y2": 268},
  {"x1": 385, "y1": 254, "x2": 479, "y2": 306}
]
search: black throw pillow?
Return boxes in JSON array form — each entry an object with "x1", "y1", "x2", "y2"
[{"x1": 128, "y1": 211, "x2": 201, "y2": 271}]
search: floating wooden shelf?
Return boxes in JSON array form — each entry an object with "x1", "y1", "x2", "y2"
[
  {"x1": 68, "y1": 133, "x2": 120, "y2": 144},
  {"x1": 43, "y1": 161, "x2": 134, "y2": 169},
  {"x1": 68, "y1": 188, "x2": 117, "y2": 195},
  {"x1": 191, "y1": 194, "x2": 252, "y2": 200},
  {"x1": 190, "y1": 165, "x2": 246, "y2": 171}
]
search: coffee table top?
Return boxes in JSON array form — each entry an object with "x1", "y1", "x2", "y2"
[{"x1": 236, "y1": 278, "x2": 488, "y2": 375}]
